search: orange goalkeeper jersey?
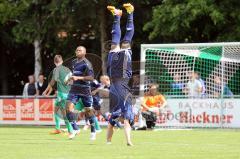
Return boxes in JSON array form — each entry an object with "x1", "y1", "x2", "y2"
[{"x1": 142, "y1": 94, "x2": 166, "y2": 111}]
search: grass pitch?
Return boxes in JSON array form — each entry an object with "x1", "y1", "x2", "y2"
[{"x1": 0, "y1": 126, "x2": 240, "y2": 159}]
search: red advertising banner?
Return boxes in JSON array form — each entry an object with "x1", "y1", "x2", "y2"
[
  {"x1": 20, "y1": 99, "x2": 34, "y2": 121},
  {"x1": 3, "y1": 99, "x2": 16, "y2": 120},
  {"x1": 39, "y1": 99, "x2": 54, "y2": 121}
]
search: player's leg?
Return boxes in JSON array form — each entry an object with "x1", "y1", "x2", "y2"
[
  {"x1": 110, "y1": 80, "x2": 134, "y2": 145},
  {"x1": 106, "y1": 85, "x2": 121, "y2": 144},
  {"x1": 54, "y1": 107, "x2": 61, "y2": 131},
  {"x1": 71, "y1": 121, "x2": 80, "y2": 132},
  {"x1": 69, "y1": 100, "x2": 84, "y2": 134},
  {"x1": 121, "y1": 3, "x2": 134, "y2": 49},
  {"x1": 94, "y1": 114, "x2": 101, "y2": 132},
  {"x1": 106, "y1": 86, "x2": 115, "y2": 143},
  {"x1": 124, "y1": 119, "x2": 133, "y2": 146},
  {"x1": 57, "y1": 92, "x2": 76, "y2": 136},
  {"x1": 122, "y1": 112, "x2": 134, "y2": 146},
  {"x1": 66, "y1": 101, "x2": 79, "y2": 131},
  {"x1": 81, "y1": 95, "x2": 97, "y2": 140},
  {"x1": 93, "y1": 101, "x2": 102, "y2": 132},
  {"x1": 115, "y1": 120, "x2": 122, "y2": 128},
  {"x1": 120, "y1": 89, "x2": 134, "y2": 146},
  {"x1": 75, "y1": 99, "x2": 88, "y2": 131},
  {"x1": 50, "y1": 106, "x2": 61, "y2": 134},
  {"x1": 51, "y1": 93, "x2": 63, "y2": 134},
  {"x1": 60, "y1": 107, "x2": 74, "y2": 135},
  {"x1": 106, "y1": 122, "x2": 114, "y2": 144},
  {"x1": 51, "y1": 92, "x2": 73, "y2": 135},
  {"x1": 107, "y1": 112, "x2": 119, "y2": 143},
  {"x1": 66, "y1": 101, "x2": 78, "y2": 139},
  {"x1": 107, "y1": 5, "x2": 122, "y2": 51},
  {"x1": 66, "y1": 94, "x2": 80, "y2": 139},
  {"x1": 83, "y1": 117, "x2": 89, "y2": 130},
  {"x1": 104, "y1": 112, "x2": 121, "y2": 129},
  {"x1": 66, "y1": 93, "x2": 80, "y2": 131}
]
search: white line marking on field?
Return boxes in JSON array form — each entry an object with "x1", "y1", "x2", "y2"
[{"x1": 153, "y1": 128, "x2": 193, "y2": 131}]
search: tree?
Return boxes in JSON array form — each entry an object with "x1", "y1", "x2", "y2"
[
  {"x1": 0, "y1": 0, "x2": 30, "y2": 94},
  {"x1": 11, "y1": 0, "x2": 59, "y2": 79},
  {"x1": 144, "y1": 0, "x2": 240, "y2": 43},
  {"x1": 0, "y1": 0, "x2": 165, "y2": 94}
]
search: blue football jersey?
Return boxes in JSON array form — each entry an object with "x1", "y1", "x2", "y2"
[
  {"x1": 107, "y1": 49, "x2": 132, "y2": 79},
  {"x1": 69, "y1": 58, "x2": 94, "y2": 95}
]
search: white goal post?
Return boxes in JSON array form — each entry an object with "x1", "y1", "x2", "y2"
[{"x1": 140, "y1": 42, "x2": 240, "y2": 128}]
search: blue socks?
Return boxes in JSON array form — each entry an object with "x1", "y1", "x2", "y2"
[
  {"x1": 111, "y1": 15, "x2": 121, "y2": 45},
  {"x1": 122, "y1": 13, "x2": 134, "y2": 43},
  {"x1": 67, "y1": 112, "x2": 79, "y2": 130},
  {"x1": 88, "y1": 116, "x2": 96, "y2": 133}
]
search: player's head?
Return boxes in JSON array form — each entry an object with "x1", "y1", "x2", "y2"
[
  {"x1": 148, "y1": 83, "x2": 159, "y2": 96},
  {"x1": 28, "y1": 75, "x2": 35, "y2": 84},
  {"x1": 75, "y1": 46, "x2": 86, "y2": 59},
  {"x1": 54, "y1": 54, "x2": 63, "y2": 66},
  {"x1": 121, "y1": 41, "x2": 131, "y2": 49},
  {"x1": 100, "y1": 75, "x2": 110, "y2": 86}
]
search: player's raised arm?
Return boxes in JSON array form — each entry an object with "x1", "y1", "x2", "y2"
[
  {"x1": 43, "y1": 66, "x2": 58, "y2": 96},
  {"x1": 71, "y1": 74, "x2": 93, "y2": 81},
  {"x1": 42, "y1": 79, "x2": 55, "y2": 96}
]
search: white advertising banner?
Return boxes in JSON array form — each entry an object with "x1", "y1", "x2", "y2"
[
  {"x1": 0, "y1": 98, "x2": 55, "y2": 125},
  {"x1": 1, "y1": 98, "x2": 240, "y2": 128},
  {"x1": 0, "y1": 98, "x2": 109, "y2": 125},
  {"x1": 156, "y1": 98, "x2": 240, "y2": 128}
]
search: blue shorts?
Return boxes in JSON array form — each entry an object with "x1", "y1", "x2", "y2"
[
  {"x1": 93, "y1": 95, "x2": 101, "y2": 110},
  {"x1": 67, "y1": 93, "x2": 93, "y2": 108},
  {"x1": 109, "y1": 79, "x2": 134, "y2": 126},
  {"x1": 93, "y1": 102, "x2": 101, "y2": 110}
]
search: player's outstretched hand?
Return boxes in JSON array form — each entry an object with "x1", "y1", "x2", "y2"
[
  {"x1": 71, "y1": 76, "x2": 85, "y2": 81},
  {"x1": 71, "y1": 76, "x2": 78, "y2": 81}
]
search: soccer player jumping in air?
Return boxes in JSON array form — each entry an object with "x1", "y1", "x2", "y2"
[
  {"x1": 106, "y1": 3, "x2": 134, "y2": 146},
  {"x1": 65, "y1": 46, "x2": 97, "y2": 140}
]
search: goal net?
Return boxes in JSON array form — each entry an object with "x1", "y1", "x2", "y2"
[{"x1": 140, "y1": 42, "x2": 240, "y2": 128}]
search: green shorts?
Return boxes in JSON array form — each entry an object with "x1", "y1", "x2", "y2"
[
  {"x1": 55, "y1": 92, "x2": 84, "y2": 111},
  {"x1": 75, "y1": 99, "x2": 84, "y2": 111},
  {"x1": 54, "y1": 92, "x2": 68, "y2": 108}
]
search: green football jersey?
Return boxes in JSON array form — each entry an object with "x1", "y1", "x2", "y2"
[{"x1": 52, "y1": 65, "x2": 71, "y2": 94}]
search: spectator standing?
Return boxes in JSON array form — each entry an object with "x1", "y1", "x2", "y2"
[
  {"x1": 22, "y1": 75, "x2": 39, "y2": 97},
  {"x1": 37, "y1": 74, "x2": 48, "y2": 95}
]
